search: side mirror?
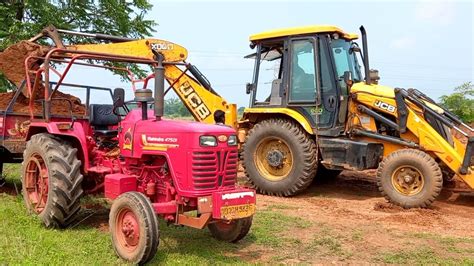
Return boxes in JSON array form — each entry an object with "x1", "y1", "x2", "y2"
[
  {"x1": 246, "y1": 83, "x2": 254, "y2": 94},
  {"x1": 113, "y1": 88, "x2": 125, "y2": 108},
  {"x1": 343, "y1": 71, "x2": 353, "y2": 87}
]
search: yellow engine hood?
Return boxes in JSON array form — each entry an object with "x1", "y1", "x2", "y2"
[{"x1": 350, "y1": 82, "x2": 395, "y2": 99}]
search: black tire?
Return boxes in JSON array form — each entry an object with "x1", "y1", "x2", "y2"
[
  {"x1": 110, "y1": 192, "x2": 159, "y2": 264},
  {"x1": 376, "y1": 149, "x2": 443, "y2": 208},
  {"x1": 208, "y1": 216, "x2": 253, "y2": 243},
  {"x1": 22, "y1": 133, "x2": 84, "y2": 228},
  {"x1": 242, "y1": 118, "x2": 317, "y2": 196}
]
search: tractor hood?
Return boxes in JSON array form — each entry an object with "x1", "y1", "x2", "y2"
[
  {"x1": 123, "y1": 109, "x2": 235, "y2": 135},
  {"x1": 119, "y1": 109, "x2": 237, "y2": 158}
]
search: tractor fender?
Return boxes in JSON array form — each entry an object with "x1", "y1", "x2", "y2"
[
  {"x1": 26, "y1": 122, "x2": 90, "y2": 173},
  {"x1": 240, "y1": 107, "x2": 314, "y2": 135}
]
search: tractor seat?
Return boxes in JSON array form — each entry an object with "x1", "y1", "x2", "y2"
[{"x1": 89, "y1": 104, "x2": 120, "y2": 137}]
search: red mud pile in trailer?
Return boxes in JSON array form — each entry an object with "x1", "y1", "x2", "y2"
[{"x1": 0, "y1": 41, "x2": 86, "y2": 115}]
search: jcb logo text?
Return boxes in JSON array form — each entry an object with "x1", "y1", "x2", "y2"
[
  {"x1": 179, "y1": 81, "x2": 211, "y2": 120},
  {"x1": 374, "y1": 100, "x2": 396, "y2": 113}
]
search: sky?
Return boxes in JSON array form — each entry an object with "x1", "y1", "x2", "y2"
[{"x1": 60, "y1": 0, "x2": 473, "y2": 108}]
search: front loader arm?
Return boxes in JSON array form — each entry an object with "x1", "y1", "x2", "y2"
[
  {"x1": 350, "y1": 86, "x2": 474, "y2": 187},
  {"x1": 163, "y1": 64, "x2": 237, "y2": 128},
  {"x1": 69, "y1": 40, "x2": 237, "y2": 128}
]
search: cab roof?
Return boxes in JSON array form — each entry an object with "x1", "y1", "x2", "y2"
[{"x1": 249, "y1": 25, "x2": 358, "y2": 42}]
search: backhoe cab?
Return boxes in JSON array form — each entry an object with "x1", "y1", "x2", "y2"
[{"x1": 240, "y1": 25, "x2": 474, "y2": 208}]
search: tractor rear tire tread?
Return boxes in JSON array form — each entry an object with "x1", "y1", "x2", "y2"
[
  {"x1": 376, "y1": 149, "x2": 443, "y2": 208},
  {"x1": 242, "y1": 118, "x2": 317, "y2": 196},
  {"x1": 22, "y1": 133, "x2": 84, "y2": 228}
]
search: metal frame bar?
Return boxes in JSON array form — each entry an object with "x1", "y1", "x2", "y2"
[
  {"x1": 351, "y1": 128, "x2": 419, "y2": 148},
  {"x1": 25, "y1": 48, "x2": 157, "y2": 121}
]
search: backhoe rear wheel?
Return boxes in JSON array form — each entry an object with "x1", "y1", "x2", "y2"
[
  {"x1": 376, "y1": 149, "x2": 443, "y2": 208},
  {"x1": 242, "y1": 118, "x2": 317, "y2": 196},
  {"x1": 22, "y1": 133, "x2": 83, "y2": 228}
]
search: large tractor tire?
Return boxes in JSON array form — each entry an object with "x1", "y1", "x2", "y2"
[
  {"x1": 110, "y1": 192, "x2": 159, "y2": 264},
  {"x1": 242, "y1": 118, "x2": 317, "y2": 196},
  {"x1": 376, "y1": 149, "x2": 443, "y2": 208},
  {"x1": 208, "y1": 216, "x2": 253, "y2": 243},
  {"x1": 22, "y1": 133, "x2": 84, "y2": 228}
]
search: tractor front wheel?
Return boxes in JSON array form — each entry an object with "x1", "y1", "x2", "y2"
[
  {"x1": 376, "y1": 149, "x2": 443, "y2": 208},
  {"x1": 22, "y1": 133, "x2": 83, "y2": 228},
  {"x1": 242, "y1": 118, "x2": 317, "y2": 196},
  {"x1": 208, "y1": 216, "x2": 253, "y2": 243},
  {"x1": 109, "y1": 192, "x2": 159, "y2": 264}
]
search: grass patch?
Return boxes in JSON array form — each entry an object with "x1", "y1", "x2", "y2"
[
  {"x1": 410, "y1": 231, "x2": 474, "y2": 256},
  {"x1": 0, "y1": 192, "x2": 249, "y2": 265},
  {"x1": 266, "y1": 204, "x2": 299, "y2": 211},
  {"x1": 247, "y1": 209, "x2": 311, "y2": 248},
  {"x1": 0, "y1": 194, "x2": 125, "y2": 265},
  {"x1": 2, "y1": 164, "x2": 21, "y2": 180},
  {"x1": 0, "y1": 165, "x2": 250, "y2": 265},
  {"x1": 376, "y1": 246, "x2": 474, "y2": 264},
  {"x1": 351, "y1": 229, "x2": 364, "y2": 241}
]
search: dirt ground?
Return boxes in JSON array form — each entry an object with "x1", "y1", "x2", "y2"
[{"x1": 236, "y1": 170, "x2": 474, "y2": 263}]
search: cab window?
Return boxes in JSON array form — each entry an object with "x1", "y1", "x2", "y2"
[{"x1": 289, "y1": 40, "x2": 316, "y2": 102}]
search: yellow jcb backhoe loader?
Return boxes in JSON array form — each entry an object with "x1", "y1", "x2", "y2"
[{"x1": 237, "y1": 25, "x2": 473, "y2": 208}]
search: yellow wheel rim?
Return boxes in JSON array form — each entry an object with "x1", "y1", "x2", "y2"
[
  {"x1": 254, "y1": 137, "x2": 293, "y2": 181},
  {"x1": 391, "y1": 165, "x2": 425, "y2": 196}
]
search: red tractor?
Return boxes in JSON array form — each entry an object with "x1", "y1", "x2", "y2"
[{"x1": 0, "y1": 27, "x2": 256, "y2": 263}]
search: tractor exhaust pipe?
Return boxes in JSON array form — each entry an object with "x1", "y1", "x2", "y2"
[
  {"x1": 359, "y1": 25, "x2": 371, "y2": 85},
  {"x1": 154, "y1": 52, "x2": 165, "y2": 120}
]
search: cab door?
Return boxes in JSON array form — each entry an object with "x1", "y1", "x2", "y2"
[{"x1": 287, "y1": 36, "x2": 341, "y2": 136}]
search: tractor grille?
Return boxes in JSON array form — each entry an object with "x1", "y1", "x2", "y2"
[{"x1": 191, "y1": 150, "x2": 238, "y2": 190}]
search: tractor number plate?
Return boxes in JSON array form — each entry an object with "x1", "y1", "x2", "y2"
[{"x1": 220, "y1": 204, "x2": 256, "y2": 219}]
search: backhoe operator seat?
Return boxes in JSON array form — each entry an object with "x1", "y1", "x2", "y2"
[{"x1": 89, "y1": 104, "x2": 119, "y2": 137}]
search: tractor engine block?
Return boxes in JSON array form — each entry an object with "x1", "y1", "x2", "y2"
[{"x1": 127, "y1": 157, "x2": 176, "y2": 204}]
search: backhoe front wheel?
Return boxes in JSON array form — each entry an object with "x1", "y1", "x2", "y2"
[
  {"x1": 242, "y1": 118, "x2": 317, "y2": 196},
  {"x1": 22, "y1": 133, "x2": 84, "y2": 228},
  {"x1": 377, "y1": 149, "x2": 443, "y2": 208}
]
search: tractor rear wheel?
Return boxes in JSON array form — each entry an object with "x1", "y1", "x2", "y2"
[
  {"x1": 22, "y1": 133, "x2": 83, "y2": 228},
  {"x1": 242, "y1": 118, "x2": 317, "y2": 196},
  {"x1": 208, "y1": 216, "x2": 253, "y2": 243},
  {"x1": 110, "y1": 192, "x2": 159, "y2": 264},
  {"x1": 376, "y1": 149, "x2": 443, "y2": 208}
]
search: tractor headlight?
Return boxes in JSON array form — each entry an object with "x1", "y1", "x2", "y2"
[
  {"x1": 227, "y1": 135, "x2": 238, "y2": 146},
  {"x1": 200, "y1": 135, "x2": 217, "y2": 147}
]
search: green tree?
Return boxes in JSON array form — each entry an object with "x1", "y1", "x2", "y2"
[
  {"x1": 0, "y1": 0, "x2": 156, "y2": 92},
  {"x1": 164, "y1": 97, "x2": 191, "y2": 118},
  {"x1": 439, "y1": 82, "x2": 474, "y2": 123},
  {"x1": 237, "y1": 106, "x2": 245, "y2": 117}
]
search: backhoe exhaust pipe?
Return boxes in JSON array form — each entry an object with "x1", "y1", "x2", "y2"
[
  {"x1": 154, "y1": 52, "x2": 165, "y2": 120},
  {"x1": 359, "y1": 26, "x2": 371, "y2": 85}
]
